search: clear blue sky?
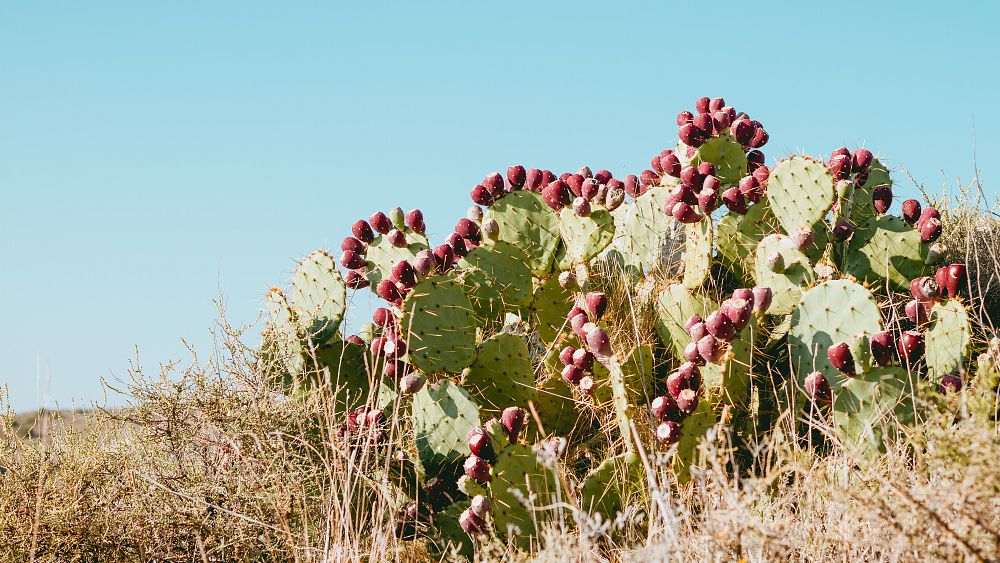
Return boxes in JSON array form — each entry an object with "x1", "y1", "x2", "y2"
[{"x1": 2, "y1": 2, "x2": 997, "y2": 413}]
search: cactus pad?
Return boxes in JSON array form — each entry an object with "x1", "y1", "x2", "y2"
[
  {"x1": 767, "y1": 156, "x2": 836, "y2": 237},
  {"x1": 290, "y1": 250, "x2": 347, "y2": 345},
  {"x1": 753, "y1": 234, "x2": 815, "y2": 316},
  {"x1": 654, "y1": 284, "x2": 716, "y2": 359},
  {"x1": 614, "y1": 186, "x2": 679, "y2": 273},
  {"x1": 459, "y1": 241, "x2": 534, "y2": 321},
  {"x1": 313, "y1": 337, "x2": 371, "y2": 407},
  {"x1": 490, "y1": 443, "x2": 558, "y2": 548},
  {"x1": 833, "y1": 366, "x2": 914, "y2": 464},
  {"x1": 847, "y1": 159, "x2": 891, "y2": 227},
  {"x1": 400, "y1": 275, "x2": 478, "y2": 374},
  {"x1": 844, "y1": 215, "x2": 928, "y2": 290},
  {"x1": 717, "y1": 199, "x2": 780, "y2": 283},
  {"x1": 556, "y1": 208, "x2": 615, "y2": 269},
  {"x1": 430, "y1": 501, "x2": 474, "y2": 560},
  {"x1": 412, "y1": 379, "x2": 481, "y2": 477},
  {"x1": 364, "y1": 227, "x2": 429, "y2": 288},
  {"x1": 691, "y1": 135, "x2": 748, "y2": 186},
  {"x1": 531, "y1": 375, "x2": 580, "y2": 439},
  {"x1": 462, "y1": 333, "x2": 536, "y2": 416},
  {"x1": 673, "y1": 400, "x2": 717, "y2": 483},
  {"x1": 790, "y1": 279, "x2": 882, "y2": 393},
  {"x1": 683, "y1": 219, "x2": 713, "y2": 290},
  {"x1": 484, "y1": 191, "x2": 561, "y2": 276},
  {"x1": 531, "y1": 275, "x2": 574, "y2": 344},
  {"x1": 580, "y1": 453, "x2": 641, "y2": 521},
  {"x1": 265, "y1": 288, "x2": 306, "y2": 381},
  {"x1": 925, "y1": 299, "x2": 972, "y2": 378}
]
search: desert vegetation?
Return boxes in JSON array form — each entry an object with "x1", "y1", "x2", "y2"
[{"x1": 2, "y1": 97, "x2": 998, "y2": 562}]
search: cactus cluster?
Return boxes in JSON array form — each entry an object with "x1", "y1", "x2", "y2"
[{"x1": 261, "y1": 96, "x2": 981, "y2": 558}]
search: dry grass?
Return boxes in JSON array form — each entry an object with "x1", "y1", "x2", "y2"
[{"x1": 2, "y1": 191, "x2": 998, "y2": 562}]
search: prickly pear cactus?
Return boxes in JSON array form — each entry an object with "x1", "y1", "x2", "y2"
[
  {"x1": 365, "y1": 227, "x2": 429, "y2": 287},
  {"x1": 833, "y1": 366, "x2": 914, "y2": 464},
  {"x1": 400, "y1": 275, "x2": 478, "y2": 374},
  {"x1": 691, "y1": 135, "x2": 748, "y2": 185},
  {"x1": 924, "y1": 299, "x2": 972, "y2": 379},
  {"x1": 683, "y1": 219, "x2": 713, "y2": 290},
  {"x1": 459, "y1": 242, "x2": 534, "y2": 321},
  {"x1": 717, "y1": 200, "x2": 779, "y2": 283},
  {"x1": 531, "y1": 375, "x2": 579, "y2": 438},
  {"x1": 314, "y1": 337, "x2": 371, "y2": 406},
  {"x1": 489, "y1": 443, "x2": 559, "y2": 548},
  {"x1": 753, "y1": 234, "x2": 815, "y2": 315},
  {"x1": 265, "y1": 287, "x2": 306, "y2": 381},
  {"x1": 412, "y1": 379, "x2": 481, "y2": 477},
  {"x1": 673, "y1": 400, "x2": 717, "y2": 483},
  {"x1": 579, "y1": 453, "x2": 641, "y2": 521},
  {"x1": 556, "y1": 207, "x2": 615, "y2": 269},
  {"x1": 290, "y1": 250, "x2": 347, "y2": 344},
  {"x1": 531, "y1": 275, "x2": 574, "y2": 344},
  {"x1": 654, "y1": 283, "x2": 716, "y2": 359},
  {"x1": 766, "y1": 156, "x2": 835, "y2": 242},
  {"x1": 844, "y1": 215, "x2": 928, "y2": 290},
  {"x1": 846, "y1": 160, "x2": 892, "y2": 227},
  {"x1": 484, "y1": 191, "x2": 561, "y2": 276},
  {"x1": 462, "y1": 333, "x2": 535, "y2": 416},
  {"x1": 613, "y1": 186, "x2": 678, "y2": 273}
]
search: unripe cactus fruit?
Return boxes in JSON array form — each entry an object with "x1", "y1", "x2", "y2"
[
  {"x1": 341, "y1": 236, "x2": 366, "y2": 254},
  {"x1": 387, "y1": 229, "x2": 408, "y2": 248},
  {"x1": 572, "y1": 348, "x2": 595, "y2": 370},
  {"x1": 919, "y1": 218, "x2": 942, "y2": 242},
  {"x1": 705, "y1": 311, "x2": 736, "y2": 341},
  {"x1": 872, "y1": 186, "x2": 893, "y2": 214},
  {"x1": 370, "y1": 212, "x2": 393, "y2": 234},
  {"x1": 675, "y1": 389, "x2": 699, "y2": 415},
  {"x1": 586, "y1": 326, "x2": 612, "y2": 357},
  {"x1": 467, "y1": 428, "x2": 496, "y2": 460},
  {"x1": 752, "y1": 286, "x2": 773, "y2": 314},
  {"x1": 467, "y1": 205, "x2": 483, "y2": 222},
  {"x1": 792, "y1": 226, "x2": 815, "y2": 252},
  {"x1": 340, "y1": 250, "x2": 365, "y2": 270},
  {"x1": 399, "y1": 374, "x2": 426, "y2": 395},
  {"x1": 804, "y1": 371, "x2": 831, "y2": 403},
  {"x1": 870, "y1": 331, "x2": 896, "y2": 367},
  {"x1": 464, "y1": 455, "x2": 491, "y2": 483},
  {"x1": 578, "y1": 375, "x2": 595, "y2": 395},
  {"x1": 561, "y1": 364, "x2": 584, "y2": 384},
  {"x1": 852, "y1": 148, "x2": 874, "y2": 171},
  {"x1": 656, "y1": 420, "x2": 682, "y2": 445},
  {"x1": 827, "y1": 343, "x2": 855, "y2": 374},
  {"x1": 585, "y1": 292, "x2": 608, "y2": 321},
  {"x1": 897, "y1": 330, "x2": 925, "y2": 365},
  {"x1": 939, "y1": 375, "x2": 963, "y2": 394},
  {"x1": 722, "y1": 187, "x2": 748, "y2": 214},
  {"x1": 501, "y1": 407, "x2": 525, "y2": 443},
  {"x1": 352, "y1": 220, "x2": 376, "y2": 243},
  {"x1": 901, "y1": 199, "x2": 921, "y2": 225},
  {"x1": 697, "y1": 334, "x2": 726, "y2": 364},
  {"x1": 942, "y1": 263, "x2": 966, "y2": 298}
]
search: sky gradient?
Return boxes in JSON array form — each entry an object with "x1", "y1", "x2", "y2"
[{"x1": 2, "y1": 1, "x2": 998, "y2": 413}]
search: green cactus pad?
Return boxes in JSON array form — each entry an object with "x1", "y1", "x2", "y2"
[
  {"x1": 531, "y1": 275, "x2": 574, "y2": 344},
  {"x1": 484, "y1": 191, "x2": 561, "y2": 276},
  {"x1": 767, "y1": 156, "x2": 836, "y2": 238},
  {"x1": 690, "y1": 135, "x2": 748, "y2": 186},
  {"x1": 843, "y1": 215, "x2": 928, "y2": 290},
  {"x1": 265, "y1": 288, "x2": 306, "y2": 380},
  {"x1": 412, "y1": 379, "x2": 481, "y2": 478},
  {"x1": 580, "y1": 453, "x2": 641, "y2": 521},
  {"x1": 753, "y1": 234, "x2": 816, "y2": 316},
  {"x1": 704, "y1": 319, "x2": 755, "y2": 411},
  {"x1": 290, "y1": 250, "x2": 347, "y2": 345},
  {"x1": 593, "y1": 345, "x2": 655, "y2": 406},
  {"x1": 459, "y1": 241, "x2": 534, "y2": 321},
  {"x1": 364, "y1": 227, "x2": 430, "y2": 288},
  {"x1": 673, "y1": 399, "x2": 717, "y2": 484},
  {"x1": 531, "y1": 376, "x2": 579, "y2": 439},
  {"x1": 555, "y1": 208, "x2": 616, "y2": 270},
  {"x1": 313, "y1": 337, "x2": 371, "y2": 407},
  {"x1": 654, "y1": 284, "x2": 716, "y2": 359},
  {"x1": 429, "y1": 501, "x2": 474, "y2": 560},
  {"x1": 847, "y1": 159, "x2": 891, "y2": 227},
  {"x1": 601, "y1": 351, "x2": 652, "y2": 454},
  {"x1": 716, "y1": 199, "x2": 780, "y2": 283},
  {"x1": 790, "y1": 279, "x2": 882, "y2": 393},
  {"x1": 925, "y1": 299, "x2": 972, "y2": 378},
  {"x1": 683, "y1": 219, "x2": 713, "y2": 290},
  {"x1": 490, "y1": 443, "x2": 558, "y2": 548},
  {"x1": 833, "y1": 366, "x2": 914, "y2": 464},
  {"x1": 400, "y1": 275, "x2": 478, "y2": 374},
  {"x1": 614, "y1": 186, "x2": 678, "y2": 273},
  {"x1": 462, "y1": 333, "x2": 536, "y2": 416}
]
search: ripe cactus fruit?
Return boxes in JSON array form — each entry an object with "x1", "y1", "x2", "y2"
[
  {"x1": 919, "y1": 217, "x2": 942, "y2": 242},
  {"x1": 455, "y1": 218, "x2": 481, "y2": 242},
  {"x1": 910, "y1": 276, "x2": 940, "y2": 302},
  {"x1": 667, "y1": 362, "x2": 701, "y2": 398},
  {"x1": 433, "y1": 244, "x2": 455, "y2": 271},
  {"x1": 941, "y1": 264, "x2": 966, "y2": 298},
  {"x1": 561, "y1": 364, "x2": 584, "y2": 384},
  {"x1": 507, "y1": 165, "x2": 526, "y2": 189},
  {"x1": 467, "y1": 427, "x2": 496, "y2": 461},
  {"x1": 341, "y1": 236, "x2": 366, "y2": 254},
  {"x1": 399, "y1": 374, "x2": 426, "y2": 395},
  {"x1": 939, "y1": 375, "x2": 963, "y2": 394},
  {"x1": 705, "y1": 310, "x2": 736, "y2": 341},
  {"x1": 586, "y1": 326, "x2": 612, "y2": 357},
  {"x1": 341, "y1": 249, "x2": 365, "y2": 270},
  {"x1": 804, "y1": 371, "x2": 831, "y2": 403},
  {"x1": 391, "y1": 260, "x2": 417, "y2": 288},
  {"x1": 651, "y1": 395, "x2": 678, "y2": 421},
  {"x1": 832, "y1": 220, "x2": 854, "y2": 241},
  {"x1": 370, "y1": 211, "x2": 393, "y2": 234},
  {"x1": 387, "y1": 229, "x2": 408, "y2": 248},
  {"x1": 345, "y1": 270, "x2": 369, "y2": 289},
  {"x1": 572, "y1": 196, "x2": 592, "y2": 217},
  {"x1": 585, "y1": 292, "x2": 608, "y2": 321},
  {"x1": 471, "y1": 184, "x2": 493, "y2": 206},
  {"x1": 470, "y1": 495, "x2": 492, "y2": 518},
  {"x1": 870, "y1": 331, "x2": 896, "y2": 367},
  {"x1": 901, "y1": 199, "x2": 921, "y2": 225},
  {"x1": 464, "y1": 455, "x2": 491, "y2": 483},
  {"x1": 905, "y1": 299, "x2": 929, "y2": 325},
  {"x1": 656, "y1": 420, "x2": 682, "y2": 445},
  {"x1": 501, "y1": 407, "x2": 525, "y2": 443},
  {"x1": 559, "y1": 345, "x2": 575, "y2": 366},
  {"x1": 897, "y1": 330, "x2": 925, "y2": 365},
  {"x1": 752, "y1": 287, "x2": 773, "y2": 314},
  {"x1": 697, "y1": 334, "x2": 726, "y2": 364},
  {"x1": 541, "y1": 180, "x2": 569, "y2": 210},
  {"x1": 675, "y1": 389, "x2": 699, "y2": 414},
  {"x1": 572, "y1": 348, "x2": 595, "y2": 370},
  {"x1": 352, "y1": 220, "x2": 376, "y2": 243},
  {"x1": 405, "y1": 209, "x2": 425, "y2": 234},
  {"x1": 872, "y1": 185, "x2": 893, "y2": 214},
  {"x1": 722, "y1": 187, "x2": 748, "y2": 214},
  {"x1": 852, "y1": 148, "x2": 874, "y2": 171},
  {"x1": 524, "y1": 168, "x2": 544, "y2": 191},
  {"x1": 720, "y1": 298, "x2": 753, "y2": 331},
  {"x1": 827, "y1": 343, "x2": 856, "y2": 375},
  {"x1": 412, "y1": 250, "x2": 434, "y2": 276},
  {"x1": 570, "y1": 311, "x2": 590, "y2": 338}
]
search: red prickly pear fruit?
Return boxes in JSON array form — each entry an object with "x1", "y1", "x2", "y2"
[
  {"x1": 943, "y1": 263, "x2": 966, "y2": 298},
  {"x1": 640, "y1": 169, "x2": 659, "y2": 188},
  {"x1": 455, "y1": 218, "x2": 481, "y2": 242},
  {"x1": 910, "y1": 276, "x2": 940, "y2": 302},
  {"x1": 852, "y1": 148, "x2": 874, "y2": 171},
  {"x1": 747, "y1": 149, "x2": 766, "y2": 168},
  {"x1": 459, "y1": 508, "x2": 486, "y2": 535},
  {"x1": 722, "y1": 187, "x2": 748, "y2": 214},
  {"x1": 346, "y1": 334, "x2": 365, "y2": 347},
  {"x1": 387, "y1": 229, "x2": 408, "y2": 248},
  {"x1": 731, "y1": 118, "x2": 754, "y2": 145},
  {"x1": 369, "y1": 336, "x2": 387, "y2": 357},
  {"x1": 935, "y1": 266, "x2": 949, "y2": 293},
  {"x1": 870, "y1": 331, "x2": 896, "y2": 367},
  {"x1": 595, "y1": 169, "x2": 613, "y2": 183},
  {"x1": 370, "y1": 212, "x2": 393, "y2": 234},
  {"x1": 804, "y1": 371, "x2": 831, "y2": 403},
  {"x1": 559, "y1": 346, "x2": 575, "y2": 366},
  {"x1": 501, "y1": 407, "x2": 525, "y2": 443},
  {"x1": 383, "y1": 338, "x2": 406, "y2": 358},
  {"x1": 905, "y1": 299, "x2": 929, "y2": 325},
  {"x1": 352, "y1": 220, "x2": 376, "y2": 243},
  {"x1": 650, "y1": 154, "x2": 663, "y2": 174},
  {"x1": 830, "y1": 147, "x2": 851, "y2": 159},
  {"x1": 466, "y1": 427, "x2": 495, "y2": 459},
  {"x1": 463, "y1": 455, "x2": 491, "y2": 483},
  {"x1": 705, "y1": 310, "x2": 736, "y2": 341},
  {"x1": 752, "y1": 164, "x2": 770, "y2": 186},
  {"x1": 702, "y1": 174, "x2": 721, "y2": 193},
  {"x1": 341, "y1": 249, "x2": 366, "y2": 270},
  {"x1": 570, "y1": 312, "x2": 589, "y2": 338},
  {"x1": 752, "y1": 287, "x2": 773, "y2": 314},
  {"x1": 567, "y1": 305, "x2": 586, "y2": 321},
  {"x1": 524, "y1": 168, "x2": 544, "y2": 191},
  {"x1": 412, "y1": 250, "x2": 434, "y2": 276},
  {"x1": 684, "y1": 341, "x2": 704, "y2": 365},
  {"x1": 672, "y1": 201, "x2": 702, "y2": 223},
  {"x1": 793, "y1": 225, "x2": 815, "y2": 251},
  {"x1": 624, "y1": 174, "x2": 640, "y2": 198},
  {"x1": 919, "y1": 217, "x2": 942, "y2": 242},
  {"x1": 565, "y1": 174, "x2": 585, "y2": 197},
  {"x1": 678, "y1": 123, "x2": 704, "y2": 147},
  {"x1": 561, "y1": 364, "x2": 584, "y2": 384},
  {"x1": 372, "y1": 307, "x2": 392, "y2": 327},
  {"x1": 827, "y1": 343, "x2": 855, "y2": 374},
  {"x1": 684, "y1": 314, "x2": 704, "y2": 335},
  {"x1": 667, "y1": 362, "x2": 701, "y2": 398},
  {"x1": 433, "y1": 244, "x2": 455, "y2": 272},
  {"x1": 897, "y1": 330, "x2": 925, "y2": 365},
  {"x1": 470, "y1": 495, "x2": 491, "y2": 518},
  {"x1": 581, "y1": 178, "x2": 601, "y2": 200},
  {"x1": 391, "y1": 260, "x2": 417, "y2": 288},
  {"x1": 345, "y1": 269, "x2": 369, "y2": 289},
  {"x1": 660, "y1": 153, "x2": 682, "y2": 177},
  {"x1": 828, "y1": 154, "x2": 853, "y2": 180},
  {"x1": 696, "y1": 161, "x2": 716, "y2": 177},
  {"x1": 712, "y1": 110, "x2": 733, "y2": 131},
  {"x1": 832, "y1": 220, "x2": 854, "y2": 241},
  {"x1": 586, "y1": 327, "x2": 612, "y2": 357},
  {"x1": 675, "y1": 388, "x2": 699, "y2": 415},
  {"x1": 708, "y1": 97, "x2": 725, "y2": 112},
  {"x1": 483, "y1": 172, "x2": 505, "y2": 195},
  {"x1": 656, "y1": 420, "x2": 682, "y2": 445},
  {"x1": 738, "y1": 175, "x2": 764, "y2": 203},
  {"x1": 688, "y1": 321, "x2": 708, "y2": 343},
  {"x1": 342, "y1": 236, "x2": 366, "y2": 254},
  {"x1": 572, "y1": 348, "x2": 595, "y2": 370},
  {"x1": 577, "y1": 166, "x2": 593, "y2": 179},
  {"x1": 697, "y1": 334, "x2": 726, "y2": 364},
  {"x1": 939, "y1": 374, "x2": 963, "y2": 394},
  {"x1": 676, "y1": 110, "x2": 694, "y2": 126},
  {"x1": 578, "y1": 375, "x2": 595, "y2": 395},
  {"x1": 541, "y1": 180, "x2": 568, "y2": 210},
  {"x1": 901, "y1": 199, "x2": 921, "y2": 225},
  {"x1": 872, "y1": 186, "x2": 893, "y2": 214},
  {"x1": 507, "y1": 165, "x2": 526, "y2": 189},
  {"x1": 470, "y1": 184, "x2": 493, "y2": 206},
  {"x1": 917, "y1": 207, "x2": 941, "y2": 230},
  {"x1": 679, "y1": 165, "x2": 700, "y2": 187},
  {"x1": 586, "y1": 292, "x2": 608, "y2": 321},
  {"x1": 399, "y1": 373, "x2": 425, "y2": 394},
  {"x1": 695, "y1": 97, "x2": 711, "y2": 114},
  {"x1": 721, "y1": 298, "x2": 753, "y2": 332},
  {"x1": 651, "y1": 395, "x2": 678, "y2": 421},
  {"x1": 573, "y1": 197, "x2": 592, "y2": 217},
  {"x1": 732, "y1": 288, "x2": 754, "y2": 303},
  {"x1": 749, "y1": 127, "x2": 769, "y2": 148}
]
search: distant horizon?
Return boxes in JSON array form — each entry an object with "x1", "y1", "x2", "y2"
[{"x1": 2, "y1": 2, "x2": 998, "y2": 413}]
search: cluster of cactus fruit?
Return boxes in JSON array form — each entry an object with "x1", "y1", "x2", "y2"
[{"x1": 261, "y1": 96, "x2": 983, "y2": 557}]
